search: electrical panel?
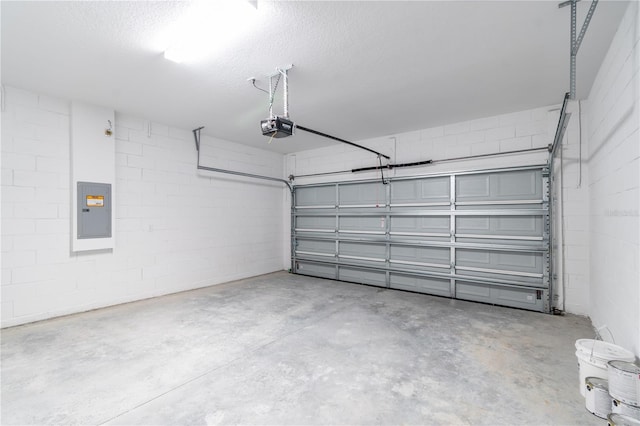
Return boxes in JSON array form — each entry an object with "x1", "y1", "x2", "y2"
[{"x1": 77, "y1": 182, "x2": 111, "y2": 239}]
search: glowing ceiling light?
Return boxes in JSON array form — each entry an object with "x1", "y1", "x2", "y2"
[{"x1": 163, "y1": 0, "x2": 257, "y2": 63}]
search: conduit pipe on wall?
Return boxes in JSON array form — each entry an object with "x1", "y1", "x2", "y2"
[{"x1": 193, "y1": 127, "x2": 293, "y2": 192}]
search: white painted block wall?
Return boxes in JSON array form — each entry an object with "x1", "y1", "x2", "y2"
[
  {"x1": 284, "y1": 104, "x2": 588, "y2": 313},
  {"x1": 584, "y1": 1, "x2": 639, "y2": 356},
  {"x1": 286, "y1": 107, "x2": 559, "y2": 185},
  {"x1": 1, "y1": 86, "x2": 285, "y2": 327}
]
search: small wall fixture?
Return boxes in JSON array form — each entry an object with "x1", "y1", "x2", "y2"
[{"x1": 105, "y1": 120, "x2": 113, "y2": 137}]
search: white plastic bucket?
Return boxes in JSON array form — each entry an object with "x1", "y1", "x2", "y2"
[
  {"x1": 585, "y1": 377, "x2": 612, "y2": 419},
  {"x1": 575, "y1": 339, "x2": 635, "y2": 397},
  {"x1": 608, "y1": 413, "x2": 640, "y2": 426},
  {"x1": 609, "y1": 361, "x2": 640, "y2": 407},
  {"x1": 613, "y1": 399, "x2": 640, "y2": 421}
]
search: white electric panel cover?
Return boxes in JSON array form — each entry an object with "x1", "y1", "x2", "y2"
[{"x1": 71, "y1": 102, "x2": 115, "y2": 251}]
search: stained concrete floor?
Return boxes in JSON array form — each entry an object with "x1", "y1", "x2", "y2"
[{"x1": 2, "y1": 272, "x2": 601, "y2": 425}]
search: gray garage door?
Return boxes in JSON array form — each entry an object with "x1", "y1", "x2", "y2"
[{"x1": 291, "y1": 166, "x2": 551, "y2": 312}]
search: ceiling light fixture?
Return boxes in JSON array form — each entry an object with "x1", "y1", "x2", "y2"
[{"x1": 163, "y1": 0, "x2": 257, "y2": 64}]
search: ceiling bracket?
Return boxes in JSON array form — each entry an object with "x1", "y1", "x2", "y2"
[
  {"x1": 559, "y1": 0, "x2": 599, "y2": 99},
  {"x1": 192, "y1": 126, "x2": 204, "y2": 151},
  {"x1": 267, "y1": 64, "x2": 293, "y2": 120}
]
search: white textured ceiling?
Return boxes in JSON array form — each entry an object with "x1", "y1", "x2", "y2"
[{"x1": 1, "y1": 1, "x2": 628, "y2": 154}]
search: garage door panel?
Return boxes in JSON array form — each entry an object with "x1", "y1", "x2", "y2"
[
  {"x1": 456, "y1": 281, "x2": 490, "y2": 298},
  {"x1": 391, "y1": 177, "x2": 450, "y2": 203},
  {"x1": 456, "y1": 217, "x2": 490, "y2": 232},
  {"x1": 339, "y1": 216, "x2": 385, "y2": 233},
  {"x1": 495, "y1": 216, "x2": 540, "y2": 232},
  {"x1": 456, "y1": 250, "x2": 490, "y2": 264},
  {"x1": 390, "y1": 245, "x2": 450, "y2": 265},
  {"x1": 455, "y1": 237, "x2": 543, "y2": 248},
  {"x1": 493, "y1": 286, "x2": 541, "y2": 306},
  {"x1": 389, "y1": 262, "x2": 450, "y2": 274},
  {"x1": 293, "y1": 166, "x2": 550, "y2": 313},
  {"x1": 494, "y1": 170, "x2": 539, "y2": 198},
  {"x1": 390, "y1": 216, "x2": 450, "y2": 234},
  {"x1": 296, "y1": 239, "x2": 335, "y2": 256},
  {"x1": 339, "y1": 182, "x2": 385, "y2": 206},
  {"x1": 456, "y1": 216, "x2": 542, "y2": 237},
  {"x1": 456, "y1": 270, "x2": 543, "y2": 287},
  {"x1": 296, "y1": 216, "x2": 334, "y2": 231},
  {"x1": 457, "y1": 175, "x2": 490, "y2": 199},
  {"x1": 457, "y1": 170, "x2": 542, "y2": 201},
  {"x1": 390, "y1": 274, "x2": 451, "y2": 296},
  {"x1": 296, "y1": 185, "x2": 335, "y2": 207},
  {"x1": 339, "y1": 267, "x2": 386, "y2": 287},
  {"x1": 498, "y1": 252, "x2": 538, "y2": 268},
  {"x1": 339, "y1": 242, "x2": 386, "y2": 260},
  {"x1": 390, "y1": 206, "x2": 451, "y2": 214},
  {"x1": 456, "y1": 204, "x2": 543, "y2": 211},
  {"x1": 456, "y1": 249, "x2": 542, "y2": 275},
  {"x1": 456, "y1": 281, "x2": 544, "y2": 312},
  {"x1": 296, "y1": 262, "x2": 336, "y2": 279}
]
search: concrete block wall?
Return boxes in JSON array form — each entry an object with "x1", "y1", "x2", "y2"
[
  {"x1": 583, "y1": 1, "x2": 639, "y2": 355},
  {"x1": 285, "y1": 104, "x2": 588, "y2": 313},
  {"x1": 286, "y1": 106, "x2": 559, "y2": 185},
  {"x1": 1, "y1": 86, "x2": 285, "y2": 327}
]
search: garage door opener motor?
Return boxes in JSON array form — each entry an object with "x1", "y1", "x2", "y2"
[{"x1": 258, "y1": 65, "x2": 295, "y2": 140}]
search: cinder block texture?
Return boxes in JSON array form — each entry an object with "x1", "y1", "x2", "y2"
[
  {"x1": 584, "y1": 2, "x2": 639, "y2": 356},
  {"x1": 1, "y1": 86, "x2": 285, "y2": 327}
]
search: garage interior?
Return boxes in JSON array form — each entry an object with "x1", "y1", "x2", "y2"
[{"x1": 1, "y1": 1, "x2": 638, "y2": 425}]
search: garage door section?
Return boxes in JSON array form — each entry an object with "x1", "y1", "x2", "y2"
[{"x1": 292, "y1": 166, "x2": 550, "y2": 313}]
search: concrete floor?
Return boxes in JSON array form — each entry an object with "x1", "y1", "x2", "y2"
[{"x1": 2, "y1": 272, "x2": 601, "y2": 425}]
